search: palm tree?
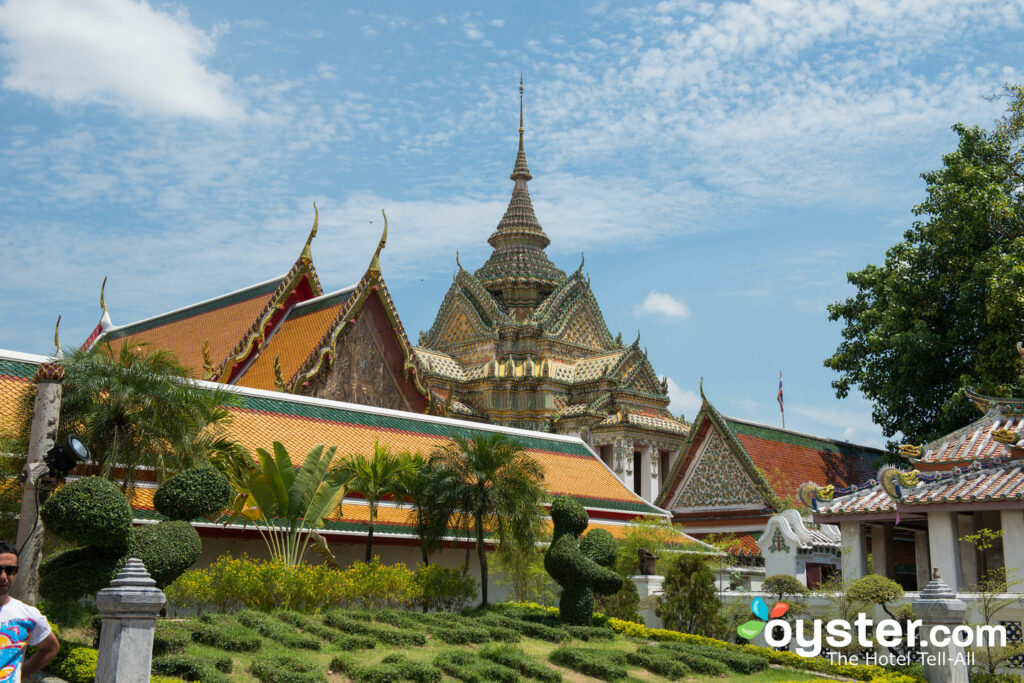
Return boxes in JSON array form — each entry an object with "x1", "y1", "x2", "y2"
[
  {"x1": 334, "y1": 440, "x2": 412, "y2": 562},
  {"x1": 395, "y1": 451, "x2": 437, "y2": 566},
  {"x1": 226, "y1": 441, "x2": 350, "y2": 566},
  {"x1": 32, "y1": 340, "x2": 240, "y2": 493},
  {"x1": 429, "y1": 432, "x2": 546, "y2": 607}
]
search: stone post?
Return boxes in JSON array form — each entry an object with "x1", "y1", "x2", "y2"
[
  {"x1": 629, "y1": 574, "x2": 664, "y2": 629},
  {"x1": 839, "y1": 522, "x2": 867, "y2": 582},
  {"x1": 12, "y1": 363, "x2": 64, "y2": 605},
  {"x1": 911, "y1": 573, "x2": 968, "y2": 683},
  {"x1": 95, "y1": 559, "x2": 166, "y2": 683},
  {"x1": 927, "y1": 512, "x2": 962, "y2": 591}
]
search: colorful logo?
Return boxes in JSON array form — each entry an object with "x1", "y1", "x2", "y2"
[{"x1": 737, "y1": 597, "x2": 789, "y2": 640}]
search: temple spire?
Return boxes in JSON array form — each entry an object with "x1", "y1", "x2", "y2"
[{"x1": 511, "y1": 76, "x2": 532, "y2": 181}]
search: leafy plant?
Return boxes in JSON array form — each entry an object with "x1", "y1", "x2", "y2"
[
  {"x1": 428, "y1": 432, "x2": 546, "y2": 606},
  {"x1": 334, "y1": 440, "x2": 412, "y2": 562},
  {"x1": 657, "y1": 552, "x2": 725, "y2": 636},
  {"x1": 226, "y1": 442, "x2": 350, "y2": 566}
]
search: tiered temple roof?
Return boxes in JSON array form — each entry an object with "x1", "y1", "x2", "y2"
[{"x1": 0, "y1": 349, "x2": 702, "y2": 546}]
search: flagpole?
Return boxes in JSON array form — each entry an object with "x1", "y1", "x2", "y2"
[{"x1": 778, "y1": 370, "x2": 785, "y2": 429}]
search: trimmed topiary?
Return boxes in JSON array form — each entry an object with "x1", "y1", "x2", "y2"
[
  {"x1": 544, "y1": 496, "x2": 622, "y2": 625},
  {"x1": 154, "y1": 467, "x2": 232, "y2": 521},
  {"x1": 40, "y1": 477, "x2": 132, "y2": 551},
  {"x1": 579, "y1": 528, "x2": 617, "y2": 567},
  {"x1": 130, "y1": 520, "x2": 202, "y2": 588},
  {"x1": 38, "y1": 547, "x2": 124, "y2": 603}
]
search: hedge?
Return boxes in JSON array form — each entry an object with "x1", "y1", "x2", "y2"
[
  {"x1": 379, "y1": 654, "x2": 443, "y2": 683},
  {"x1": 152, "y1": 654, "x2": 230, "y2": 683},
  {"x1": 548, "y1": 647, "x2": 627, "y2": 682},
  {"x1": 187, "y1": 619, "x2": 261, "y2": 652},
  {"x1": 249, "y1": 654, "x2": 326, "y2": 683},
  {"x1": 154, "y1": 467, "x2": 232, "y2": 521},
  {"x1": 624, "y1": 648, "x2": 690, "y2": 680},
  {"x1": 322, "y1": 611, "x2": 426, "y2": 646},
  {"x1": 236, "y1": 609, "x2": 321, "y2": 650},
  {"x1": 479, "y1": 644, "x2": 562, "y2": 683}
]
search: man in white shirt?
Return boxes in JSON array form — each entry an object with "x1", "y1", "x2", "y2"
[{"x1": 0, "y1": 542, "x2": 59, "y2": 682}]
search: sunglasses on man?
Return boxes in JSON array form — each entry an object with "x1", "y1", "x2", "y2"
[{"x1": 0, "y1": 566, "x2": 18, "y2": 576}]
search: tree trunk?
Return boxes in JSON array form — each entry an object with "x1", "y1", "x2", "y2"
[
  {"x1": 476, "y1": 511, "x2": 487, "y2": 607},
  {"x1": 365, "y1": 506, "x2": 375, "y2": 563}
]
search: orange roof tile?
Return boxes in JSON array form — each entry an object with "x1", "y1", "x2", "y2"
[
  {"x1": 99, "y1": 278, "x2": 283, "y2": 377},
  {"x1": 236, "y1": 289, "x2": 354, "y2": 391}
]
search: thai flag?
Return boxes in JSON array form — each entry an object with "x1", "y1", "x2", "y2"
[{"x1": 777, "y1": 373, "x2": 784, "y2": 413}]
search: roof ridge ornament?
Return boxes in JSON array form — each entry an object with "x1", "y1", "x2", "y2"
[
  {"x1": 368, "y1": 209, "x2": 388, "y2": 275},
  {"x1": 301, "y1": 202, "x2": 318, "y2": 261},
  {"x1": 99, "y1": 275, "x2": 108, "y2": 313}
]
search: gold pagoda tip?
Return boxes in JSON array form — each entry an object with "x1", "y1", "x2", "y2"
[
  {"x1": 306, "y1": 201, "x2": 319, "y2": 247},
  {"x1": 99, "y1": 275, "x2": 108, "y2": 312},
  {"x1": 53, "y1": 314, "x2": 61, "y2": 349}
]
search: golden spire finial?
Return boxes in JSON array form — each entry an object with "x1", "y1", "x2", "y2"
[
  {"x1": 99, "y1": 275, "x2": 108, "y2": 313},
  {"x1": 519, "y1": 74, "x2": 524, "y2": 135},
  {"x1": 369, "y1": 209, "x2": 388, "y2": 274},
  {"x1": 201, "y1": 339, "x2": 215, "y2": 380},
  {"x1": 306, "y1": 201, "x2": 319, "y2": 246}
]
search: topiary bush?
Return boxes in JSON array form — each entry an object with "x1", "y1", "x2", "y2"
[
  {"x1": 154, "y1": 467, "x2": 232, "y2": 521},
  {"x1": 544, "y1": 496, "x2": 622, "y2": 625},
  {"x1": 152, "y1": 653, "x2": 230, "y2": 683},
  {"x1": 38, "y1": 547, "x2": 125, "y2": 603},
  {"x1": 130, "y1": 520, "x2": 202, "y2": 587},
  {"x1": 39, "y1": 470, "x2": 222, "y2": 602},
  {"x1": 40, "y1": 477, "x2": 133, "y2": 551}
]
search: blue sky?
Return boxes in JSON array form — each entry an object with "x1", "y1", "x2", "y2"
[{"x1": 1, "y1": 0, "x2": 1021, "y2": 448}]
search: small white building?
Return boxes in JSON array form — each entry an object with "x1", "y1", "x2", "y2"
[{"x1": 757, "y1": 509, "x2": 841, "y2": 589}]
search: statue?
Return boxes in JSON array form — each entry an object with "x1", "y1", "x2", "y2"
[{"x1": 638, "y1": 547, "x2": 659, "y2": 575}]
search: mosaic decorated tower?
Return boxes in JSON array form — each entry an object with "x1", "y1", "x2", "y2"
[{"x1": 414, "y1": 81, "x2": 689, "y2": 501}]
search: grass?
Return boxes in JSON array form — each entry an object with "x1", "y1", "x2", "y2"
[{"x1": 59, "y1": 607, "x2": 835, "y2": 683}]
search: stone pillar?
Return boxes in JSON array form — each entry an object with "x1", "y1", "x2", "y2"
[
  {"x1": 639, "y1": 446, "x2": 654, "y2": 501},
  {"x1": 870, "y1": 524, "x2": 888, "y2": 578},
  {"x1": 957, "y1": 514, "x2": 978, "y2": 589},
  {"x1": 630, "y1": 575, "x2": 664, "y2": 629},
  {"x1": 914, "y1": 531, "x2": 930, "y2": 591},
  {"x1": 12, "y1": 363, "x2": 64, "y2": 605},
  {"x1": 911, "y1": 573, "x2": 969, "y2": 683},
  {"x1": 95, "y1": 558, "x2": 166, "y2": 683},
  {"x1": 1000, "y1": 509, "x2": 1024, "y2": 585},
  {"x1": 927, "y1": 512, "x2": 962, "y2": 591},
  {"x1": 839, "y1": 522, "x2": 867, "y2": 582}
]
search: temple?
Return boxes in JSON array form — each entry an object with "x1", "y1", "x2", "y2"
[
  {"x1": 413, "y1": 80, "x2": 689, "y2": 501},
  {"x1": 803, "y1": 381, "x2": 1024, "y2": 591},
  {"x1": 656, "y1": 388, "x2": 882, "y2": 558}
]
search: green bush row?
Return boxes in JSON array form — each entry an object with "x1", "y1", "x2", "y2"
[
  {"x1": 322, "y1": 610, "x2": 426, "y2": 646},
  {"x1": 479, "y1": 644, "x2": 562, "y2": 683},
  {"x1": 236, "y1": 609, "x2": 321, "y2": 650},
  {"x1": 152, "y1": 654, "x2": 230, "y2": 683},
  {"x1": 330, "y1": 653, "x2": 439, "y2": 683},
  {"x1": 548, "y1": 647, "x2": 627, "y2": 682},
  {"x1": 188, "y1": 617, "x2": 261, "y2": 652},
  {"x1": 275, "y1": 610, "x2": 375, "y2": 649},
  {"x1": 380, "y1": 654, "x2": 443, "y2": 683},
  {"x1": 659, "y1": 641, "x2": 768, "y2": 674},
  {"x1": 432, "y1": 649, "x2": 519, "y2": 683},
  {"x1": 50, "y1": 642, "x2": 185, "y2": 683},
  {"x1": 624, "y1": 649, "x2": 690, "y2": 680},
  {"x1": 249, "y1": 654, "x2": 326, "y2": 683}
]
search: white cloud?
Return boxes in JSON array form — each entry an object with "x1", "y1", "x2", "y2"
[
  {"x1": 0, "y1": 0, "x2": 244, "y2": 120},
  {"x1": 636, "y1": 290, "x2": 691, "y2": 319},
  {"x1": 664, "y1": 377, "x2": 700, "y2": 418},
  {"x1": 488, "y1": 19, "x2": 504, "y2": 28},
  {"x1": 464, "y1": 24, "x2": 484, "y2": 40}
]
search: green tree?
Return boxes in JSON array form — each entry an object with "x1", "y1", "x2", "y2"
[
  {"x1": 394, "y1": 451, "x2": 449, "y2": 566},
  {"x1": 334, "y1": 440, "x2": 412, "y2": 562},
  {"x1": 825, "y1": 105, "x2": 1024, "y2": 445},
  {"x1": 428, "y1": 433, "x2": 546, "y2": 607},
  {"x1": 26, "y1": 341, "x2": 240, "y2": 493},
  {"x1": 226, "y1": 441, "x2": 350, "y2": 566},
  {"x1": 657, "y1": 553, "x2": 724, "y2": 636},
  {"x1": 491, "y1": 531, "x2": 559, "y2": 606}
]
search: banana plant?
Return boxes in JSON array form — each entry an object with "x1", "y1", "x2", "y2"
[{"x1": 226, "y1": 441, "x2": 351, "y2": 566}]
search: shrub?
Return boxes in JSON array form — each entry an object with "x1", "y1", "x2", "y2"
[
  {"x1": 430, "y1": 622, "x2": 491, "y2": 645},
  {"x1": 40, "y1": 476, "x2": 132, "y2": 551},
  {"x1": 374, "y1": 608, "x2": 428, "y2": 629},
  {"x1": 330, "y1": 654, "x2": 403, "y2": 683},
  {"x1": 662, "y1": 642, "x2": 769, "y2": 674},
  {"x1": 130, "y1": 520, "x2": 202, "y2": 587},
  {"x1": 566, "y1": 625, "x2": 615, "y2": 641},
  {"x1": 322, "y1": 611, "x2": 426, "y2": 646},
  {"x1": 594, "y1": 579, "x2": 641, "y2": 623},
  {"x1": 639, "y1": 644, "x2": 727, "y2": 675},
  {"x1": 657, "y1": 553, "x2": 725, "y2": 636},
  {"x1": 415, "y1": 563, "x2": 477, "y2": 612},
  {"x1": 277, "y1": 610, "x2": 376, "y2": 648},
  {"x1": 153, "y1": 621, "x2": 191, "y2": 656},
  {"x1": 479, "y1": 644, "x2": 562, "y2": 682},
  {"x1": 152, "y1": 654, "x2": 229, "y2": 683},
  {"x1": 544, "y1": 496, "x2": 622, "y2": 625},
  {"x1": 249, "y1": 654, "x2": 326, "y2": 683},
  {"x1": 154, "y1": 467, "x2": 232, "y2": 521},
  {"x1": 625, "y1": 649, "x2": 690, "y2": 680},
  {"x1": 548, "y1": 646, "x2": 627, "y2": 681},
  {"x1": 379, "y1": 654, "x2": 442, "y2": 683},
  {"x1": 49, "y1": 644, "x2": 99, "y2": 683},
  {"x1": 39, "y1": 547, "x2": 123, "y2": 603},
  {"x1": 763, "y1": 574, "x2": 810, "y2": 601},
  {"x1": 579, "y1": 528, "x2": 617, "y2": 567},
  {"x1": 187, "y1": 619, "x2": 261, "y2": 652},
  {"x1": 433, "y1": 650, "x2": 518, "y2": 683},
  {"x1": 236, "y1": 609, "x2": 321, "y2": 650}
]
